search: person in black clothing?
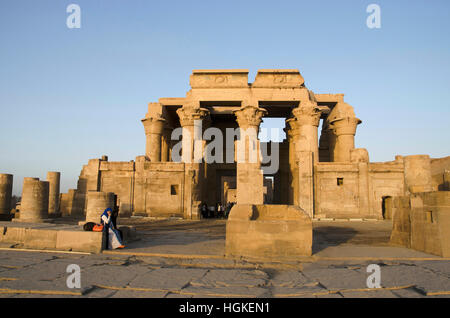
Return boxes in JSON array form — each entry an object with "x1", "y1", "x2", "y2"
[{"x1": 201, "y1": 203, "x2": 208, "y2": 219}]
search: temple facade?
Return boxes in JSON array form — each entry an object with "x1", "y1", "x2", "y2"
[{"x1": 60, "y1": 69, "x2": 448, "y2": 220}]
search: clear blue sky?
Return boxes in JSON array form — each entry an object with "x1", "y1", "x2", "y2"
[{"x1": 1, "y1": 0, "x2": 449, "y2": 195}]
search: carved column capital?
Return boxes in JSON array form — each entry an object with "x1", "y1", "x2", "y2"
[
  {"x1": 285, "y1": 117, "x2": 301, "y2": 140},
  {"x1": 176, "y1": 106, "x2": 210, "y2": 127},
  {"x1": 292, "y1": 100, "x2": 321, "y2": 127},
  {"x1": 141, "y1": 116, "x2": 166, "y2": 135},
  {"x1": 233, "y1": 105, "x2": 267, "y2": 129},
  {"x1": 330, "y1": 117, "x2": 362, "y2": 136}
]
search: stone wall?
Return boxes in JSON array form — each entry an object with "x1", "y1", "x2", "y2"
[
  {"x1": 314, "y1": 159, "x2": 405, "y2": 219},
  {"x1": 314, "y1": 163, "x2": 359, "y2": 218},
  {"x1": 99, "y1": 161, "x2": 135, "y2": 217},
  {"x1": 390, "y1": 192, "x2": 450, "y2": 257},
  {"x1": 430, "y1": 156, "x2": 450, "y2": 190}
]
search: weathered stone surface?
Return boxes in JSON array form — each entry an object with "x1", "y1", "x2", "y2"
[
  {"x1": 390, "y1": 192, "x2": 450, "y2": 257},
  {"x1": 226, "y1": 204, "x2": 312, "y2": 259},
  {"x1": 0, "y1": 174, "x2": 13, "y2": 217},
  {"x1": 190, "y1": 269, "x2": 268, "y2": 288},
  {"x1": 85, "y1": 191, "x2": 115, "y2": 223},
  {"x1": 47, "y1": 172, "x2": 61, "y2": 216},
  {"x1": 19, "y1": 178, "x2": 49, "y2": 222}
]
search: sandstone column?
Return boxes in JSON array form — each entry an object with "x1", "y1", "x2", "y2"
[
  {"x1": 291, "y1": 100, "x2": 321, "y2": 163},
  {"x1": 176, "y1": 104, "x2": 210, "y2": 219},
  {"x1": 47, "y1": 171, "x2": 61, "y2": 217},
  {"x1": 285, "y1": 118, "x2": 300, "y2": 205},
  {"x1": 404, "y1": 155, "x2": 434, "y2": 194},
  {"x1": 19, "y1": 178, "x2": 49, "y2": 222},
  {"x1": 0, "y1": 174, "x2": 13, "y2": 220},
  {"x1": 161, "y1": 125, "x2": 173, "y2": 162},
  {"x1": 233, "y1": 104, "x2": 267, "y2": 205},
  {"x1": 85, "y1": 191, "x2": 115, "y2": 223},
  {"x1": 142, "y1": 115, "x2": 166, "y2": 162},
  {"x1": 330, "y1": 117, "x2": 361, "y2": 162}
]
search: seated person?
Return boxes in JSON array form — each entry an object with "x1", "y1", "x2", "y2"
[{"x1": 101, "y1": 208, "x2": 125, "y2": 249}]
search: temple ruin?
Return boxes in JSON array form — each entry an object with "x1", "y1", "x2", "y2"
[{"x1": 55, "y1": 69, "x2": 449, "y2": 222}]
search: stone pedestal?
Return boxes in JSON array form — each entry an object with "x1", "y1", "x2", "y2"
[
  {"x1": 47, "y1": 171, "x2": 61, "y2": 217},
  {"x1": 84, "y1": 191, "x2": 115, "y2": 224},
  {"x1": 0, "y1": 174, "x2": 13, "y2": 220},
  {"x1": 226, "y1": 204, "x2": 312, "y2": 260},
  {"x1": 19, "y1": 178, "x2": 49, "y2": 222}
]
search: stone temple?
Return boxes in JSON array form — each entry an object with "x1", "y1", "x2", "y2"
[{"x1": 54, "y1": 69, "x2": 448, "y2": 223}]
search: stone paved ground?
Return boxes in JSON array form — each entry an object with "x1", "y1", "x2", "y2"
[{"x1": 0, "y1": 219, "x2": 449, "y2": 298}]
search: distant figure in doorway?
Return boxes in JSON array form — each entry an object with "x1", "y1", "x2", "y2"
[
  {"x1": 208, "y1": 205, "x2": 215, "y2": 218},
  {"x1": 217, "y1": 202, "x2": 224, "y2": 218},
  {"x1": 101, "y1": 208, "x2": 125, "y2": 249},
  {"x1": 201, "y1": 203, "x2": 208, "y2": 219}
]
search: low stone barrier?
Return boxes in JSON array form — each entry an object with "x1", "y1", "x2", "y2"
[
  {"x1": 226, "y1": 204, "x2": 312, "y2": 260},
  {"x1": 0, "y1": 226, "x2": 104, "y2": 253},
  {"x1": 0, "y1": 224, "x2": 137, "y2": 253}
]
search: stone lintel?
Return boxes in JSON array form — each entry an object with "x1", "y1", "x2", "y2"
[
  {"x1": 190, "y1": 70, "x2": 249, "y2": 89},
  {"x1": 253, "y1": 69, "x2": 305, "y2": 88}
]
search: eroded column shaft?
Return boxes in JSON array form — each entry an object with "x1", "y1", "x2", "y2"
[
  {"x1": 0, "y1": 174, "x2": 13, "y2": 215},
  {"x1": 20, "y1": 178, "x2": 49, "y2": 221}
]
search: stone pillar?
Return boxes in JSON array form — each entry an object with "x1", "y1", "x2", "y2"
[
  {"x1": 404, "y1": 155, "x2": 434, "y2": 194},
  {"x1": 233, "y1": 104, "x2": 267, "y2": 205},
  {"x1": 176, "y1": 106, "x2": 210, "y2": 163},
  {"x1": 330, "y1": 117, "x2": 361, "y2": 162},
  {"x1": 285, "y1": 118, "x2": 300, "y2": 205},
  {"x1": 161, "y1": 125, "x2": 172, "y2": 162},
  {"x1": 85, "y1": 191, "x2": 115, "y2": 223},
  {"x1": 0, "y1": 174, "x2": 13, "y2": 220},
  {"x1": 176, "y1": 105, "x2": 210, "y2": 219},
  {"x1": 47, "y1": 171, "x2": 61, "y2": 217},
  {"x1": 291, "y1": 101, "x2": 321, "y2": 163},
  {"x1": 19, "y1": 178, "x2": 49, "y2": 222},
  {"x1": 142, "y1": 115, "x2": 165, "y2": 162},
  {"x1": 298, "y1": 151, "x2": 314, "y2": 218}
]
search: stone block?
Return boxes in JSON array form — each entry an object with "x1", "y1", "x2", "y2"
[
  {"x1": 55, "y1": 230, "x2": 104, "y2": 253},
  {"x1": 226, "y1": 204, "x2": 312, "y2": 260},
  {"x1": 23, "y1": 229, "x2": 57, "y2": 249}
]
